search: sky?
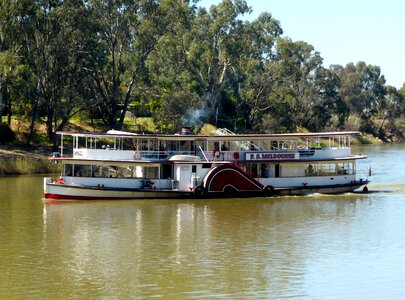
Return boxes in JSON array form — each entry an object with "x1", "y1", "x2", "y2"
[{"x1": 199, "y1": 0, "x2": 405, "y2": 89}]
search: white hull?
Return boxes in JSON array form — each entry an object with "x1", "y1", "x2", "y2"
[
  {"x1": 44, "y1": 179, "x2": 189, "y2": 200},
  {"x1": 44, "y1": 177, "x2": 368, "y2": 200},
  {"x1": 277, "y1": 182, "x2": 368, "y2": 196}
]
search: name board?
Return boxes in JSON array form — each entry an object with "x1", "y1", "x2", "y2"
[{"x1": 245, "y1": 152, "x2": 299, "y2": 161}]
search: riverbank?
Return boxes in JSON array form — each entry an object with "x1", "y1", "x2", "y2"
[{"x1": 0, "y1": 147, "x2": 59, "y2": 176}]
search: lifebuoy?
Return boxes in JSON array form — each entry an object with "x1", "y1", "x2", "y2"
[
  {"x1": 213, "y1": 150, "x2": 221, "y2": 159},
  {"x1": 133, "y1": 151, "x2": 142, "y2": 160}
]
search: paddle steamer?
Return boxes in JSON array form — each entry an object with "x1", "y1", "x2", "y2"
[{"x1": 43, "y1": 128, "x2": 369, "y2": 200}]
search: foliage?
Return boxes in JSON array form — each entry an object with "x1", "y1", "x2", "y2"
[{"x1": 0, "y1": 0, "x2": 404, "y2": 144}]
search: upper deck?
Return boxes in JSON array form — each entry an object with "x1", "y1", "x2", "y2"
[{"x1": 54, "y1": 129, "x2": 365, "y2": 163}]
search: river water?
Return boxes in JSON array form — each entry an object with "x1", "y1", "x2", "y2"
[{"x1": 1, "y1": 144, "x2": 404, "y2": 299}]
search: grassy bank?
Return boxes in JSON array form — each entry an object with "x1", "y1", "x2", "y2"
[{"x1": 0, "y1": 148, "x2": 59, "y2": 177}]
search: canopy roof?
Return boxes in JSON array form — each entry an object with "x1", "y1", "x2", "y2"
[{"x1": 56, "y1": 130, "x2": 360, "y2": 142}]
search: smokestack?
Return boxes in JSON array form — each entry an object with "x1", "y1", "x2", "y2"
[{"x1": 180, "y1": 127, "x2": 194, "y2": 135}]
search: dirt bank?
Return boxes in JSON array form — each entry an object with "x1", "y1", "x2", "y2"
[{"x1": 0, "y1": 147, "x2": 59, "y2": 176}]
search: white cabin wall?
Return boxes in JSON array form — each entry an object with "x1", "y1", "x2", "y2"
[{"x1": 175, "y1": 165, "x2": 192, "y2": 191}]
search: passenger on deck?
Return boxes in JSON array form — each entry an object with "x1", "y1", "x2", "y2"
[
  {"x1": 261, "y1": 164, "x2": 270, "y2": 178},
  {"x1": 307, "y1": 164, "x2": 314, "y2": 176}
]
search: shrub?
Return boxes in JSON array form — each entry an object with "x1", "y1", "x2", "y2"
[{"x1": 0, "y1": 123, "x2": 16, "y2": 144}]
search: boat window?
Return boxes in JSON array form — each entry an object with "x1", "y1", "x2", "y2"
[
  {"x1": 180, "y1": 141, "x2": 192, "y2": 152},
  {"x1": 258, "y1": 141, "x2": 269, "y2": 151},
  {"x1": 207, "y1": 141, "x2": 219, "y2": 151},
  {"x1": 260, "y1": 163, "x2": 270, "y2": 178},
  {"x1": 336, "y1": 163, "x2": 349, "y2": 175},
  {"x1": 92, "y1": 165, "x2": 109, "y2": 177},
  {"x1": 140, "y1": 139, "x2": 149, "y2": 150},
  {"x1": 167, "y1": 140, "x2": 180, "y2": 151},
  {"x1": 63, "y1": 164, "x2": 73, "y2": 176},
  {"x1": 149, "y1": 139, "x2": 159, "y2": 151},
  {"x1": 195, "y1": 140, "x2": 206, "y2": 152},
  {"x1": 347, "y1": 162, "x2": 354, "y2": 174},
  {"x1": 319, "y1": 164, "x2": 336, "y2": 176},
  {"x1": 249, "y1": 164, "x2": 259, "y2": 178},
  {"x1": 109, "y1": 166, "x2": 117, "y2": 178},
  {"x1": 275, "y1": 164, "x2": 281, "y2": 177},
  {"x1": 303, "y1": 163, "x2": 354, "y2": 177},
  {"x1": 227, "y1": 141, "x2": 239, "y2": 151},
  {"x1": 160, "y1": 164, "x2": 172, "y2": 179},
  {"x1": 282, "y1": 164, "x2": 301, "y2": 177},
  {"x1": 72, "y1": 164, "x2": 91, "y2": 177},
  {"x1": 159, "y1": 140, "x2": 168, "y2": 152},
  {"x1": 117, "y1": 166, "x2": 132, "y2": 178},
  {"x1": 144, "y1": 166, "x2": 159, "y2": 179}
]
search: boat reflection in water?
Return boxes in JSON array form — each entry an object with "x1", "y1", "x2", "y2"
[{"x1": 42, "y1": 194, "x2": 372, "y2": 298}]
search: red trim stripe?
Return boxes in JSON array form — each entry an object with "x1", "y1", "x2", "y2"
[{"x1": 44, "y1": 193, "x2": 134, "y2": 200}]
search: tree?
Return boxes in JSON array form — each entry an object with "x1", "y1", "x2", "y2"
[
  {"x1": 88, "y1": 0, "x2": 172, "y2": 130},
  {"x1": 0, "y1": 0, "x2": 24, "y2": 125},
  {"x1": 0, "y1": 50, "x2": 34, "y2": 126},
  {"x1": 257, "y1": 39, "x2": 340, "y2": 132},
  {"x1": 377, "y1": 85, "x2": 404, "y2": 140},
  {"x1": 179, "y1": 0, "x2": 253, "y2": 124},
  {"x1": 399, "y1": 83, "x2": 405, "y2": 116},
  {"x1": 141, "y1": 0, "x2": 200, "y2": 131},
  {"x1": 337, "y1": 62, "x2": 386, "y2": 134},
  {"x1": 232, "y1": 12, "x2": 283, "y2": 131},
  {"x1": 10, "y1": 0, "x2": 98, "y2": 145},
  {"x1": 234, "y1": 60, "x2": 276, "y2": 131},
  {"x1": 148, "y1": 1, "x2": 283, "y2": 131}
]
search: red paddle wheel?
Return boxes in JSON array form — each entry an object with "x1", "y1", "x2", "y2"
[{"x1": 202, "y1": 164, "x2": 264, "y2": 194}]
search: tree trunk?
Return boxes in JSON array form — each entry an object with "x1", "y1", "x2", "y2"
[
  {"x1": 27, "y1": 102, "x2": 38, "y2": 146},
  {"x1": 6, "y1": 88, "x2": 11, "y2": 126},
  {"x1": 46, "y1": 108, "x2": 54, "y2": 143},
  {"x1": 0, "y1": 83, "x2": 3, "y2": 124}
]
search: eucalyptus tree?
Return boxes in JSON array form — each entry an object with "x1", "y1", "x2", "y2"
[
  {"x1": 178, "y1": 0, "x2": 253, "y2": 125},
  {"x1": 88, "y1": 0, "x2": 173, "y2": 129},
  {"x1": 0, "y1": 0, "x2": 39, "y2": 143},
  {"x1": 234, "y1": 59, "x2": 277, "y2": 132},
  {"x1": 0, "y1": 0, "x2": 26, "y2": 125},
  {"x1": 148, "y1": 0, "x2": 284, "y2": 131},
  {"x1": 258, "y1": 38, "x2": 339, "y2": 132},
  {"x1": 377, "y1": 85, "x2": 404, "y2": 139},
  {"x1": 337, "y1": 62, "x2": 386, "y2": 133},
  {"x1": 124, "y1": 0, "x2": 199, "y2": 132},
  {"x1": 232, "y1": 12, "x2": 282, "y2": 131},
  {"x1": 0, "y1": 51, "x2": 34, "y2": 126},
  {"x1": 0, "y1": 0, "x2": 44, "y2": 143},
  {"x1": 398, "y1": 83, "x2": 405, "y2": 116},
  {"x1": 11, "y1": 0, "x2": 98, "y2": 145},
  {"x1": 145, "y1": 0, "x2": 256, "y2": 130},
  {"x1": 306, "y1": 68, "x2": 344, "y2": 131}
]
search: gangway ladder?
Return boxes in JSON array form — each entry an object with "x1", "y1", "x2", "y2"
[{"x1": 212, "y1": 128, "x2": 259, "y2": 150}]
